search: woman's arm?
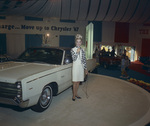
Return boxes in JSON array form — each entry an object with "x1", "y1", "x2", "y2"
[
  {"x1": 82, "y1": 50, "x2": 88, "y2": 75},
  {"x1": 71, "y1": 48, "x2": 79, "y2": 61},
  {"x1": 81, "y1": 49, "x2": 87, "y2": 70}
]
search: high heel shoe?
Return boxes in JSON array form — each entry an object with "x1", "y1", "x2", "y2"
[
  {"x1": 72, "y1": 98, "x2": 76, "y2": 101},
  {"x1": 76, "y1": 96, "x2": 81, "y2": 99}
]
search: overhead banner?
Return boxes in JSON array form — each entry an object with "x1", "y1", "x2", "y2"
[{"x1": 0, "y1": 24, "x2": 79, "y2": 32}]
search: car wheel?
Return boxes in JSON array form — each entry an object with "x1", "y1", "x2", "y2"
[{"x1": 31, "y1": 85, "x2": 53, "y2": 112}]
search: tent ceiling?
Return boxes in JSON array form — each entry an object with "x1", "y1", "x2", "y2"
[{"x1": 0, "y1": 0, "x2": 150, "y2": 24}]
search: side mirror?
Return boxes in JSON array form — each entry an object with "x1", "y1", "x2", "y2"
[
  {"x1": 64, "y1": 58, "x2": 70, "y2": 64},
  {"x1": 64, "y1": 56, "x2": 72, "y2": 64}
]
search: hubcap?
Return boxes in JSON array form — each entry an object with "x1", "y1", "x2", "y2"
[{"x1": 40, "y1": 88, "x2": 51, "y2": 106}]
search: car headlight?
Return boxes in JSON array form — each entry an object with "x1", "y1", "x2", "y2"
[
  {"x1": 15, "y1": 81, "x2": 22, "y2": 103},
  {"x1": 16, "y1": 81, "x2": 21, "y2": 89}
]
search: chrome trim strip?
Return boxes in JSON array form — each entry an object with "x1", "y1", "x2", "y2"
[{"x1": 26, "y1": 66, "x2": 72, "y2": 83}]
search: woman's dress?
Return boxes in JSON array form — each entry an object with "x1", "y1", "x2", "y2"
[{"x1": 71, "y1": 47, "x2": 87, "y2": 82}]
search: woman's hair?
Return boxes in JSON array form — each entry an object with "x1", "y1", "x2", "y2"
[{"x1": 75, "y1": 34, "x2": 82, "y2": 41}]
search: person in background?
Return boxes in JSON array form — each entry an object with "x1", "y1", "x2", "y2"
[
  {"x1": 71, "y1": 34, "x2": 88, "y2": 101},
  {"x1": 95, "y1": 48, "x2": 99, "y2": 64},
  {"x1": 120, "y1": 55, "x2": 129, "y2": 78},
  {"x1": 101, "y1": 47, "x2": 106, "y2": 56},
  {"x1": 124, "y1": 49, "x2": 127, "y2": 56},
  {"x1": 125, "y1": 56, "x2": 130, "y2": 72},
  {"x1": 111, "y1": 46, "x2": 115, "y2": 57},
  {"x1": 101, "y1": 47, "x2": 106, "y2": 52}
]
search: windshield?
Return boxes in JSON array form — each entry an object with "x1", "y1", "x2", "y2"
[{"x1": 17, "y1": 48, "x2": 63, "y2": 65}]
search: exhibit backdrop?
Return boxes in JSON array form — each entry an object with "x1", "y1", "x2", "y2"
[
  {"x1": 0, "y1": 16, "x2": 88, "y2": 58},
  {"x1": 101, "y1": 22, "x2": 150, "y2": 60},
  {"x1": 1, "y1": 16, "x2": 150, "y2": 59}
]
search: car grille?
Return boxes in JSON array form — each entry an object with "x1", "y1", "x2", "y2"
[{"x1": 0, "y1": 82, "x2": 20, "y2": 99}]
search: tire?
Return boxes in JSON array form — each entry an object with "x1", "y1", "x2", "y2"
[{"x1": 31, "y1": 85, "x2": 53, "y2": 112}]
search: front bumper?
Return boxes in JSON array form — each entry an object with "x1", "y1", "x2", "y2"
[
  {"x1": 0, "y1": 97, "x2": 29, "y2": 108},
  {"x1": 0, "y1": 81, "x2": 29, "y2": 108}
]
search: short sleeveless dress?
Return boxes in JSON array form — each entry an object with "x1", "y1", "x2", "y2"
[{"x1": 71, "y1": 47, "x2": 84, "y2": 82}]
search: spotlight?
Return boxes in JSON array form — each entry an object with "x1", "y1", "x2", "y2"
[{"x1": 46, "y1": 33, "x2": 50, "y2": 37}]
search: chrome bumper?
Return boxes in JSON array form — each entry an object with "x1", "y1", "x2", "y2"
[{"x1": 0, "y1": 97, "x2": 29, "y2": 108}]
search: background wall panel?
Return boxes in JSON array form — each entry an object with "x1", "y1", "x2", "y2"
[
  {"x1": 7, "y1": 34, "x2": 25, "y2": 58},
  {"x1": 141, "y1": 39, "x2": 150, "y2": 56},
  {"x1": 101, "y1": 22, "x2": 115, "y2": 44},
  {"x1": 59, "y1": 35, "x2": 75, "y2": 48},
  {"x1": 0, "y1": 33, "x2": 6, "y2": 54},
  {"x1": 25, "y1": 34, "x2": 42, "y2": 49},
  {"x1": 114, "y1": 22, "x2": 129, "y2": 43}
]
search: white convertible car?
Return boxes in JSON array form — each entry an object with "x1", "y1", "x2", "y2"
[{"x1": 0, "y1": 47, "x2": 96, "y2": 112}]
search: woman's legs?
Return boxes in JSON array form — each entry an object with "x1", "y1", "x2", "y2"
[
  {"x1": 73, "y1": 82, "x2": 80, "y2": 99},
  {"x1": 75, "y1": 82, "x2": 80, "y2": 97},
  {"x1": 73, "y1": 82, "x2": 76, "y2": 99}
]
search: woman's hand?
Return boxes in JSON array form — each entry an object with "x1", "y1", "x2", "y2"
[
  {"x1": 85, "y1": 69, "x2": 88, "y2": 75},
  {"x1": 77, "y1": 48, "x2": 80, "y2": 53}
]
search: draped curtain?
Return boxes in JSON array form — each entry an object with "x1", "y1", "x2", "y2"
[{"x1": 0, "y1": 0, "x2": 150, "y2": 23}]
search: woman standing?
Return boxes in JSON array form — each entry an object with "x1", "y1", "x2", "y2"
[{"x1": 71, "y1": 34, "x2": 88, "y2": 101}]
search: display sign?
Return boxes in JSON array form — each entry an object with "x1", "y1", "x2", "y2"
[
  {"x1": 0, "y1": 24, "x2": 79, "y2": 32},
  {"x1": 86, "y1": 23, "x2": 93, "y2": 59},
  {"x1": 139, "y1": 29, "x2": 149, "y2": 35}
]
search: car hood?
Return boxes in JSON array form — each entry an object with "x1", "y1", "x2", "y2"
[{"x1": 0, "y1": 61, "x2": 58, "y2": 83}]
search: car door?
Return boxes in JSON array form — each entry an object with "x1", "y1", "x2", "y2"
[{"x1": 57, "y1": 49, "x2": 73, "y2": 92}]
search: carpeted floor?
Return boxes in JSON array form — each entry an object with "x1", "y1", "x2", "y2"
[
  {"x1": 129, "y1": 61, "x2": 150, "y2": 77},
  {"x1": 92, "y1": 64, "x2": 150, "y2": 84}
]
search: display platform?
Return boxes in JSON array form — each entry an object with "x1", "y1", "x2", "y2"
[{"x1": 0, "y1": 74, "x2": 150, "y2": 126}]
